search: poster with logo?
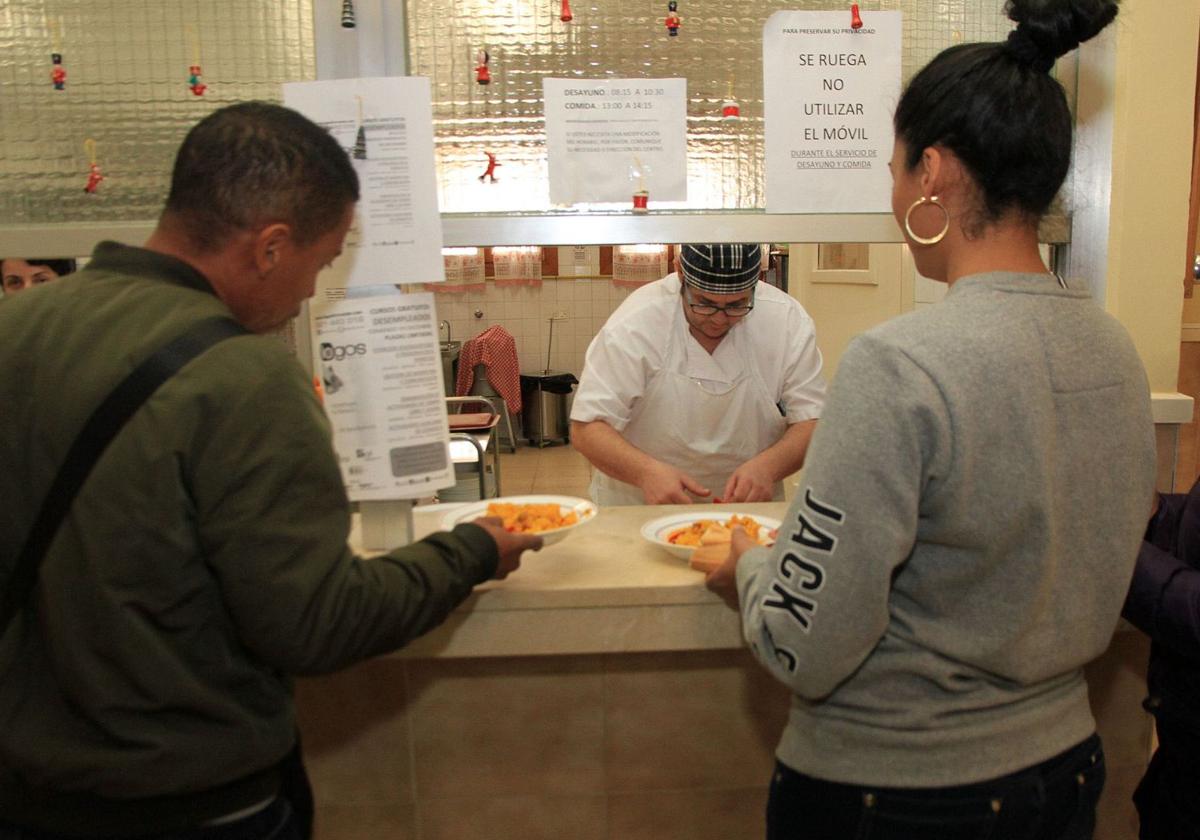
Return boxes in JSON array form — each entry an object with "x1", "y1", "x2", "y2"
[
  {"x1": 544, "y1": 78, "x2": 687, "y2": 205},
  {"x1": 763, "y1": 10, "x2": 902, "y2": 212},
  {"x1": 309, "y1": 290, "x2": 455, "y2": 501},
  {"x1": 283, "y1": 77, "x2": 445, "y2": 288}
]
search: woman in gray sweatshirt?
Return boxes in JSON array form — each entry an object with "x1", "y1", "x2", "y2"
[{"x1": 702, "y1": 1, "x2": 1155, "y2": 837}]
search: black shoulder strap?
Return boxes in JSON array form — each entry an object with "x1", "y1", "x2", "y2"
[{"x1": 0, "y1": 316, "x2": 247, "y2": 635}]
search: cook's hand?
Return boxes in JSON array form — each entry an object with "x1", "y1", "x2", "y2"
[
  {"x1": 722, "y1": 463, "x2": 774, "y2": 503},
  {"x1": 700, "y1": 527, "x2": 755, "y2": 610},
  {"x1": 472, "y1": 517, "x2": 543, "y2": 580},
  {"x1": 640, "y1": 462, "x2": 710, "y2": 505}
]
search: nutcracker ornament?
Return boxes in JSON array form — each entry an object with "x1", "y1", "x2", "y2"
[
  {"x1": 850, "y1": 3, "x2": 863, "y2": 30},
  {"x1": 341, "y1": 0, "x2": 357, "y2": 28},
  {"x1": 49, "y1": 18, "x2": 65, "y2": 91},
  {"x1": 51, "y1": 53, "x2": 66, "y2": 91},
  {"x1": 188, "y1": 65, "x2": 207, "y2": 96},
  {"x1": 83, "y1": 139, "x2": 104, "y2": 194},
  {"x1": 478, "y1": 152, "x2": 501, "y2": 182},
  {"x1": 664, "y1": 1, "x2": 680, "y2": 36},
  {"x1": 186, "y1": 25, "x2": 206, "y2": 96},
  {"x1": 560, "y1": 0, "x2": 573, "y2": 22},
  {"x1": 475, "y1": 49, "x2": 491, "y2": 85}
]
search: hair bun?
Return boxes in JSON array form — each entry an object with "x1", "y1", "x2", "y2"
[
  {"x1": 1003, "y1": 0, "x2": 1119, "y2": 68},
  {"x1": 1008, "y1": 26, "x2": 1056, "y2": 72},
  {"x1": 1004, "y1": 26, "x2": 1057, "y2": 72}
]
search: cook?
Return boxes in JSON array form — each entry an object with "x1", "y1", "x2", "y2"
[{"x1": 570, "y1": 242, "x2": 826, "y2": 505}]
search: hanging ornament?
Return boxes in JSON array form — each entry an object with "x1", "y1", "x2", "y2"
[
  {"x1": 721, "y1": 79, "x2": 739, "y2": 121},
  {"x1": 51, "y1": 53, "x2": 66, "y2": 91},
  {"x1": 850, "y1": 3, "x2": 863, "y2": 30},
  {"x1": 478, "y1": 152, "x2": 501, "y2": 183},
  {"x1": 560, "y1": 0, "x2": 573, "y2": 22},
  {"x1": 341, "y1": 0, "x2": 357, "y2": 28},
  {"x1": 631, "y1": 156, "x2": 649, "y2": 214},
  {"x1": 664, "y1": 1, "x2": 680, "y2": 37},
  {"x1": 186, "y1": 25, "x2": 207, "y2": 96},
  {"x1": 352, "y1": 96, "x2": 367, "y2": 159},
  {"x1": 49, "y1": 17, "x2": 65, "y2": 90},
  {"x1": 83, "y1": 139, "x2": 104, "y2": 194},
  {"x1": 188, "y1": 65, "x2": 207, "y2": 96},
  {"x1": 475, "y1": 49, "x2": 491, "y2": 85}
]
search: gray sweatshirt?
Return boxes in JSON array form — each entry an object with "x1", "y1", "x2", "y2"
[{"x1": 737, "y1": 271, "x2": 1156, "y2": 786}]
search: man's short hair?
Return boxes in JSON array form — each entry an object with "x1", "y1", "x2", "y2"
[{"x1": 164, "y1": 102, "x2": 360, "y2": 252}]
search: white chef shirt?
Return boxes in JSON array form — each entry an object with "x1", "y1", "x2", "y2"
[{"x1": 571, "y1": 273, "x2": 826, "y2": 432}]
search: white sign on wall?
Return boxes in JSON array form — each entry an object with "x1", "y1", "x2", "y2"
[
  {"x1": 283, "y1": 77, "x2": 445, "y2": 287},
  {"x1": 763, "y1": 10, "x2": 902, "y2": 213},
  {"x1": 544, "y1": 77, "x2": 687, "y2": 206},
  {"x1": 309, "y1": 290, "x2": 455, "y2": 501}
]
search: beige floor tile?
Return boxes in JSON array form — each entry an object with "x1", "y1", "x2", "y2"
[
  {"x1": 407, "y1": 655, "x2": 606, "y2": 798},
  {"x1": 419, "y1": 795, "x2": 607, "y2": 840},
  {"x1": 295, "y1": 658, "x2": 415, "y2": 807},
  {"x1": 607, "y1": 787, "x2": 768, "y2": 840},
  {"x1": 313, "y1": 802, "x2": 418, "y2": 840},
  {"x1": 604, "y1": 650, "x2": 790, "y2": 793}
]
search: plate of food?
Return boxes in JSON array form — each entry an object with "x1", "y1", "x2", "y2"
[
  {"x1": 440, "y1": 495, "x2": 598, "y2": 546},
  {"x1": 641, "y1": 511, "x2": 781, "y2": 561}
]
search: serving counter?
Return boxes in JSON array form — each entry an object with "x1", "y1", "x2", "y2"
[
  {"x1": 298, "y1": 499, "x2": 1151, "y2": 840},
  {"x1": 380, "y1": 502, "x2": 785, "y2": 659}
]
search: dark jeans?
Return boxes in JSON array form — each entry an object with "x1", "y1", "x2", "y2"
[
  {"x1": 767, "y1": 734, "x2": 1105, "y2": 840},
  {"x1": 1133, "y1": 721, "x2": 1200, "y2": 840},
  {"x1": 0, "y1": 797, "x2": 300, "y2": 840}
]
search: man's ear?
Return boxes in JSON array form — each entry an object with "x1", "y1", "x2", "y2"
[{"x1": 253, "y1": 223, "x2": 293, "y2": 275}]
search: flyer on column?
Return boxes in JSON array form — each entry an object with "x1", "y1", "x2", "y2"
[
  {"x1": 283, "y1": 77, "x2": 445, "y2": 287},
  {"x1": 310, "y1": 290, "x2": 455, "y2": 501},
  {"x1": 544, "y1": 78, "x2": 687, "y2": 206},
  {"x1": 763, "y1": 11, "x2": 901, "y2": 213}
]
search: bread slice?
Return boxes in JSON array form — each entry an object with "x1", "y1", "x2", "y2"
[
  {"x1": 700, "y1": 524, "x2": 732, "y2": 546},
  {"x1": 689, "y1": 543, "x2": 731, "y2": 573}
]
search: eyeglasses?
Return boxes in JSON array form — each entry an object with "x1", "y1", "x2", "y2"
[{"x1": 683, "y1": 285, "x2": 754, "y2": 317}]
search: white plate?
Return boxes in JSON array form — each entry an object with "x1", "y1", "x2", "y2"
[
  {"x1": 440, "y1": 495, "x2": 598, "y2": 546},
  {"x1": 641, "y1": 511, "x2": 781, "y2": 560}
]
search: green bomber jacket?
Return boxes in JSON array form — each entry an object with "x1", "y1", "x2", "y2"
[{"x1": 0, "y1": 242, "x2": 498, "y2": 833}]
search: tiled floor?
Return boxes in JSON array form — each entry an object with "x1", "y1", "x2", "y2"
[{"x1": 496, "y1": 441, "x2": 593, "y2": 498}]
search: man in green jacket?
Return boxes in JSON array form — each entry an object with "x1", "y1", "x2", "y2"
[{"x1": 0, "y1": 102, "x2": 541, "y2": 839}]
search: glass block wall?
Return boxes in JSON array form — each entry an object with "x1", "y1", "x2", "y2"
[
  {"x1": 406, "y1": 0, "x2": 1023, "y2": 212},
  {"x1": 0, "y1": 0, "x2": 314, "y2": 224}
]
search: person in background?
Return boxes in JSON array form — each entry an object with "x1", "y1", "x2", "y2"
[
  {"x1": 570, "y1": 243, "x2": 825, "y2": 505},
  {"x1": 700, "y1": 1, "x2": 1155, "y2": 838},
  {"x1": 1121, "y1": 475, "x2": 1200, "y2": 839},
  {"x1": 0, "y1": 102, "x2": 541, "y2": 840},
  {"x1": 0, "y1": 257, "x2": 75, "y2": 296}
]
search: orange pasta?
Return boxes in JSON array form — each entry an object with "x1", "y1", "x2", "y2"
[
  {"x1": 486, "y1": 502, "x2": 579, "y2": 534},
  {"x1": 667, "y1": 515, "x2": 766, "y2": 547}
]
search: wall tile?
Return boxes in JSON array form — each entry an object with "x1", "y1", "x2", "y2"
[
  {"x1": 607, "y1": 787, "x2": 768, "y2": 840},
  {"x1": 313, "y1": 802, "x2": 418, "y2": 840},
  {"x1": 407, "y1": 655, "x2": 606, "y2": 799},
  {"x1": 604, "y1": 650, "x2": 790, "y2": 792},
  {"x1": 294, "y1": 658, "x2": 415, "y2": 807},
  {"x1": 419, "y1": 795, "x2": 607, "y2": 840}
]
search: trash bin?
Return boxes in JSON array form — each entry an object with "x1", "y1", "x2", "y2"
[{"x1": 520, "y1": 372, "x2": 578, "y2": 447}]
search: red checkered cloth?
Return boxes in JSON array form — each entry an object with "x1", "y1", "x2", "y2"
[{"x1": 455, "y1": 325, "x2": 522, "y2": 414}]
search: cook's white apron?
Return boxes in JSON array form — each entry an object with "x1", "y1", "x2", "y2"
[{"x1": 590, "y1": 325, "x2": 787, "y2": 506}]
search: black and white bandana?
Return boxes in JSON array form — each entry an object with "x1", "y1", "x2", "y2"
[{"x1": 679, "y1": 243, "x2": 761, "y2": 293}]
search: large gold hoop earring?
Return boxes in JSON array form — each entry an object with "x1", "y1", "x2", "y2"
[{"x1": 903, "y1": 195, "x2": 950, "y2": 246}]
